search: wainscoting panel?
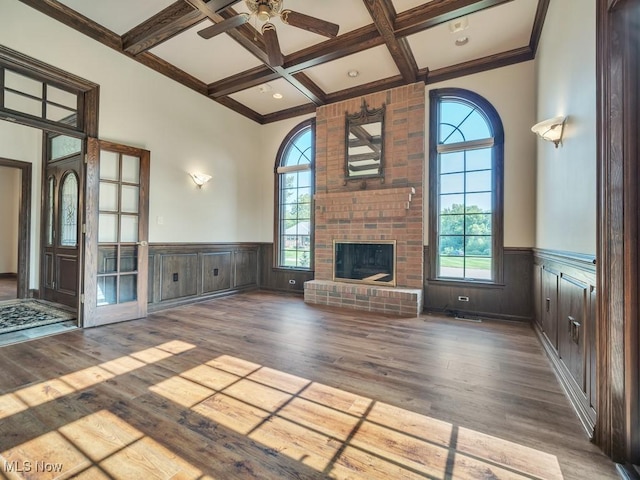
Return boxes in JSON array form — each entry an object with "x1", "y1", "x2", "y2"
[
  {"x1": 423, "y1": 247, "x2": 534, "y2": 321},
  {"x1": 258, "y1": 243, "x2": 314, "y2": 294},
  {"x1": 533, "y1": 249, "x2": 597, "y2": 436},
  {"x1": 202, "y1": 252, "x2": 232, "y2": 293},
  {"x1": 148, "y1": 244, "x2": 260, "y2": 311},
  {"x1": 234, "y1": 250, "x2": 257, "y2": 288},
  {"x1": 160, "y1": 254, "x2": 198, "y2": 301}
]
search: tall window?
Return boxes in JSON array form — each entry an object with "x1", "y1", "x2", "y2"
[
  {"x1": 429, "y1": 89, "x2": 504, "y2": 282},
  {"x1": 275, "y1": 119, "x2": 314, "y2": 269}
]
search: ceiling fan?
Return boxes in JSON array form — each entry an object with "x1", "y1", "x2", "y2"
[{"x1": 197, "y1": 0, "x2": 340, "y2": 68}]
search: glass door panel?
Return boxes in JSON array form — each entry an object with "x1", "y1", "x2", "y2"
[
  {"x1": 97, "y1": 151, "x2": 140, "y2": 305},
  {"x1": 84, "y1": 138, "x2": 149, "y2": 326}
]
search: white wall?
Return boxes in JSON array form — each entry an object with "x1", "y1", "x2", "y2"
[
  {"x1": 0, "y1": 122, "x2": 42, "y2": 288},
  {"x1": 0, "y1": 0, "x2": 264, "y2": 244},
  {"x1": 0, "y1": 166, "x2": 20, "y2": 273},
  {"x1": 535, "y1": 0, "x2": 596, "y2": 254},
  {"x1": 424, "y1": 61, "x2": 538, "y2": 247}
]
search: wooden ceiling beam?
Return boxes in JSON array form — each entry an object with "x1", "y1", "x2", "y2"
[
  {"x1": 185, "y1": 1, "x2": 325, "y2": 105},
  {"x1": 394, "y1": 0, "x2": 514, "y2": 38},
  {"x1": 123, "y1": 2, "x2": 200, "y2": 55},
  {"x1": 363, "y1": 0, "x2": 418, "y2": 83},
  {"x1": 208, "y1": 66, "x2": 279, "y2": 97},
  {"x1": 261, "y1": 103, "x2": 317, "y2": 124},
  {"x1": 215, "y1": 96, "x2": 264, "y2": 123},
  {"x1": 424, "y1": 46, "x2": 533, "y2": 84},
  {"x1": 205, "y1": 0, "x2": 515, "y2": 96},
  {"x1": 528, "y1": 0, "x2": 551, "y2": 55}
]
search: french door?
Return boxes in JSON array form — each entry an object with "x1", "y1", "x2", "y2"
[
  {"x1": 42, "y1": 135, "x2": 83, "y2": 309},
  {"x1": 82, "y1": 138, "x2": 149, "y2": 327}
]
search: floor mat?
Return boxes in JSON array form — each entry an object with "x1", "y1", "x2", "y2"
[{"x1": 0, "y1": 300, "x2": 76, "y2": 335}]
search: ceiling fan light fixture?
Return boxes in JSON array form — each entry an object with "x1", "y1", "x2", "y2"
[
  {"x1": 246, "y1": 0, "x2": 282, "y2": 22},
  {"x1": 257, "y1": 4, "x2": 271, "y2": 22}
]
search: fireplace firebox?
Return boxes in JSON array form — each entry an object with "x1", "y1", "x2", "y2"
[{"x1": 333, "y1": 240, "x2": 396, "y2": 286}]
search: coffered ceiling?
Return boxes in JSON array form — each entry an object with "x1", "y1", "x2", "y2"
[{"x1": 18, "y1": 0, "x2": 549, "y2": 124}]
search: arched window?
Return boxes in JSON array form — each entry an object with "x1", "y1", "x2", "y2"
[
  {"x1": 275, "y1": 119, "x2": 314, "y2": 269},
  {"x1": 429, "y1": 88, "x2": 504, "y2": 282},
  {"x1": 59, "y1": 171, "x2": 78, "y2": 247}
]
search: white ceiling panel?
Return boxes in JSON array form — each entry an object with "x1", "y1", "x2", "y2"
[
  {"x1": 392, "y1": 0, "x2": 435, "y2": 13},
  {"x1": 407, "y1": 0, "x2": 538, "y2": 71},
  {"x1": 229, "y1": 78, "x2": 311, "y2": 115},
  {"x1": 56, "y1": 0, "x2": 176, "y2": 35},
  {"x1": 150, "y1": 22, "x2": 264, "y2": 84},
  {"x1": 233, "y1": 0, "x2": 373, "y2": 55},
  {"x1": 304, "y1": 45, "x2": 400, "y2": 94}
]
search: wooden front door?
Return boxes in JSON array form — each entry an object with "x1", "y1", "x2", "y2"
[
  {"x1": 42, "y1": 147, "x2": 82, "y2": 308},
  {"x1": 82, "y1": 138, "x2": 149, "y2": 327}
]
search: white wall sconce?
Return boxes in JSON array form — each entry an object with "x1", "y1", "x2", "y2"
[
  {"x1": 189, "y1": 172, "x2": 212, "y2": 189},
  {"x1": 531, "y1": 116, "x2": 566, "y2": 148}
]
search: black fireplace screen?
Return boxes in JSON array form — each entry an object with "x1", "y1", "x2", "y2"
[{"x1": 334, "y1": 241, "x2": 395, "y2": 286}]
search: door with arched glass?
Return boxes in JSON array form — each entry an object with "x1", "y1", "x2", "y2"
[{"x1": 42, "y1": 133, "x2": 83, "y2": 308}]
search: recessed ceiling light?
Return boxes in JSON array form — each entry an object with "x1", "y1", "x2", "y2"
[
  {"x1": 347, "y1": 70, "x2": 359, "y2": 78},
  {"x1": 273, "y1": 92, "x2": 283, "y2": 99},
  {"x1": 449, "y1": 17, "x2": 469, "y2": 33},
  {"x1": 455, "y1": 36, "x2": 469, "y2": 47}
]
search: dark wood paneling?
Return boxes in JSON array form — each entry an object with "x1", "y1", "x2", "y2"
[
  {"x1": 234, "y1": 250, "x2": 257, "y2": 288},
  {"x1": 559, "y1": 275, "x2": 588, "y2": 391},
  {"x1": 160, "y1": 254, "x2": 198, "y2": 301},
  {"x1": 258, "y1": 243, "x2": 314, "y2": 294},
  {"x1": 542, "y1": 267, "x2": 559, "y2": 350},
  {"x1": 596, "y1": 0, "x2": 640, "y2": 465},
  {"x1": 202, "y1": 252, "x2": 231, "y2": 293},
  {"x1": 533, "y1": 249, "x2": 597, "y2": 436},
  {"x1": 423, "y1": 247, "x2": 533, "y2": 321},
  {"x1": 57, "y1": 255, "x2": 78, "y2": 294},
  {"x1": 533, "y1": 263, "x2": 542, "y2": 329},
  {"x1": 147, "y1": 243, "x2": 261, "y2": 311}
]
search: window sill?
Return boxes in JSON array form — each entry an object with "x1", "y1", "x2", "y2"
[
  {"x1": 426, "y1": 278, "x2": 505, "y2": 289},
  {"x1": 272, "y1": 267, "x2": 314, "y2": 274}
]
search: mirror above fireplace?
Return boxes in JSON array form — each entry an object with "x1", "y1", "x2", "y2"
[{"x1": 345, "y1": 100, "x2": 385, "y2": 182}]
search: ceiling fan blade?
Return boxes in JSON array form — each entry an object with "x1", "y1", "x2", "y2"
[
  {"x1": 197, "y1": 13, "x2": 248, "y2": 39},
  {"x1": 261, "y1": 23, "x2": 284, "y2": 67},
  {"x1": 281, "y1": 10, "x2": 339, "y2": 38}
]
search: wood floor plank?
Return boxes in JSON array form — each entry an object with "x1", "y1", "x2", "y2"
[{"x1": 0, "y1": 291, "x2": 617, "y2": 479}]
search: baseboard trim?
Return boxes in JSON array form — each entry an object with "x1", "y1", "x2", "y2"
[
  {"x1": 0, "y1": 273, "x2": 17, "y2": 279},
  {"x1": 616, "y1": 464, "x2": 640, "y2": 480},
  {"x1": 425, "y1": 307, "x2": 531, "y2": 323},
  {"x1": 148, "y1": 286, "x2": 258, "y2": 313},
  {"x1": 533, "y1": 322, "x2": 596, "y2": 437}
]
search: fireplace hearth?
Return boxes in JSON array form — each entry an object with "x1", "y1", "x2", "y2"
[{"x1": 334, "y1": 240, "x2": 395, "y2": 286}]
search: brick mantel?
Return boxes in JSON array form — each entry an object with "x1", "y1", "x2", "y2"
[{"x1": 305, "y1": 83, "x2": 425, "y2": 315}]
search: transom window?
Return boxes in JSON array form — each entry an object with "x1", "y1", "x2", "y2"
[
  {"x1": 275, "y1": 120, "x2": 314, "y2": 269},
  {"x1": 429, "y1": 88, "x2": 504, "y2": 282},
  {"x1": 0, "y1": 67, "x2": 81, "y2": 130}
]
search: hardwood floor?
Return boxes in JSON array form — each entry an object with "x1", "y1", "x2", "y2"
[{"x1": 0, "y1": 291, "x2": 617, "y2": 479}]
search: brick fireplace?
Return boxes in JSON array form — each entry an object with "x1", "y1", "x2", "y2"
[{"x1": 304, "y1": 83, "x2": 425, "y2": 316}]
